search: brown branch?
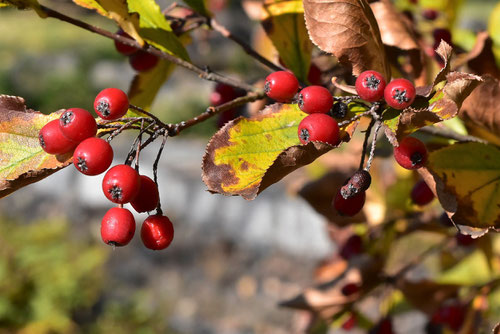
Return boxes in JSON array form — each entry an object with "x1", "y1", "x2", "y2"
[
  {"x1": 39, "y1": 5, "x2": 257, "y2": 93},
  {"x1": 419, "y1": 126, "x2": 487, "y2": 144}
]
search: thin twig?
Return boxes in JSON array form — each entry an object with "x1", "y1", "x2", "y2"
[
  {"x1": 338, "y1": 109, "x2": 372, "y2": 127},
  {"x1": 419, "y1": 126, "x2": 487, "y2": 144},
  {"x1": 133, "y1": 119, "x2": 145, "y2": 171},
  {"x1": 128, "y1": 104, "x2": 168, "y2": 128}
]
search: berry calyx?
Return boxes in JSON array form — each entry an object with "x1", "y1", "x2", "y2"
[
  {"x1": 130, "y1": 175, "x2": 160, "y2": 213},
  {"x1": 114, "y1": 30, "x2": 138, "y2": 56},
  {"x1": 339, "y1": 235, "x2": 363, "y2": 260},
  {"x1": 384, "y1": 78, "x2": 416, "y2": 110},
  {"x1": 59, "y1": 108, "x2": 97, "y2": 143},
  {"x1": 355, "y1": 70, "x2": 386, "y2": 102},
  {"x1": 141, "y1": 214, "x2": 174, "y2": 250},
  {"x1": 264, "y1": 71, "x2": 299, "y2": 102},
  {"x1": 330, "y1": 102, "x2": 348, "y2": 119},
  {"x1": 101, "y1": 207, "x2": 136, "y2": 246},
  {"x1": 340, "y1": 170, "x2": 371, "y2": 199},
  {"x1": 334, "y1": 188, "x2": 366, "y2": 217},
  {"x1": 298, "y1": 113, "x2": 340, "y2": 145},
  {"x1": 411, "y1": 180, "x2": 434, "y2": 206},
  {"x1": 298, "y1": 86, "x2": 333, "y2": 114},
  {"x1": 394, "y1": 136, "x2": 428, "y2": 169},
  {"x1": 129, "y1": 50, "x2": 159, "y2": 72},
  {"x1": 94, "y1": 88, "x2": 130, "y2": 120},
  {"x1": 39, "y1": 119, "x2": 76, "y2": 155},
  {"x1": 102, "y1": 164, "x2": 141, "y2": 204},
  {"x1": 73, "y1": 137, "x2": 113, "y2": 176}
]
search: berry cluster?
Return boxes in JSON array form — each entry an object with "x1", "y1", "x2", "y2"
[
  {"x1": 39, "y1": 88, "x2": 174, "y2": 251},
  {"x1": 115, "y1": 30, "x2": 159, "y2": 72}
]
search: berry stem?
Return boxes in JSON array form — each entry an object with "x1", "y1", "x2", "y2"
[
  {"x1": 418, "y1": 126, "x2": 487, "y2": 144},
  {"x1": 365, "y1": 120, "x2": 382, "y2": 171},
  {"x1": 128, "y1": 104, "x2": 168, "y2": 128},
  {"x1": 359, "y1": 118, "x2": 376, "y2": 170},
  {"x1": 153, "y1": 135, "x2": 168, "y2": 216}
]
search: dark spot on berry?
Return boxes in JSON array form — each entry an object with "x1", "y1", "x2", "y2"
[
  {"x1": 39, "y1": 134, "x2": 45, "y2": 148},
  {"x1": 364, "y1": 74, "x2": 380, "y2": 90},
  {"x1": 264, "y1": 80, "x2": 271, "y2": 94},
  {"x1": 392, "y1": 88, "x2": 410, "y2": 104},
  {"x1": 411, "y1": 151, "x2": 423, "y2": 166},
  {"x1": 107, "y1": 241, "x2": 120, "y2": 248},
  {"x1": 76, "y1": 156, "x2": 88, "y2": 172},
  {"x1": 299, "y1": 128, "x2": 310, "y2": 143},
  {"x1": 61, "y1": 111, "x2": 74, "y2": 126},
  {"x1": 298, "y1": 93, "x2": 305, "y2": 109},
  {"x1": 108, "y1": 185, "x2": 122, "y2": 200},
  {"x1": 331, "y1": 102, "x2": 348, "y2": 119},
  {"x1": 97, "y1": 100, "x2": 111, "y2": 117}
]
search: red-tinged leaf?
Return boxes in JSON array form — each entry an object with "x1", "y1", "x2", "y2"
[
  {"x1": 303, "y1": 0, "x2": 391, "y2": 80},
  {"x1": 202, "y1": 103, "x2": 359, "y2": 200},
  {"x1": 0, "y1": 95, "x2": 71, "y2": 199}
]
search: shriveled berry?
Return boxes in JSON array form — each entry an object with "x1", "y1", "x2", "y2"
[
  {"x1": 298, "y1": 113, "x2": 340, "y2": 145},
  {"x1": 114, "y1": 30, "x2": 138, "y2": 56},
  {"x1": 101, "y1": 207, "x2": 136, "y2": 246},
  {"x1": 264, "y1": 71, "x2": 299, "y2": 102},
  {"x1": 39, "y1": 119, "x2": 76, "y2": 155},
  {"x1": 334, "y1": 189, "x2": 366, "y2": 217},
  {"x1": 394, "y1": 136, "x2": 428, "y2": 169},
  {"x1": 340, "y1": 170, "x2": 371, "y2": 199},
  {"x1": 298, "y1": 86, "x2": 333, "y2": 114},
  {"x1": 94, "y1": 88, "x2": 129, "y2": 120},
  {"x1": 129, "y1": 50, "x2": 159, "y2": 72},
  {"x1": 341, "y1": 283, "x2": 360, "y2": 296},
  {"x1": 384, "y1": 78, "x2": 416, "y2": 110},
  {"x1": 102, "y1": 164, "x2": 141, "y2": 204},
  {"x1": 73, "y1": 137, "x2": 113, "y2": 176},
  {"x1": 411, "y1": 180, "x2": 434, "y2": 206},
  {"x1": 59, "y1": 108, "x2": 97, "y2": 143},
  {"x1": 355, "y1": 70, "x2": 386, "y2": 102},
  {"x1": 330, "y1": 102, "x2": 348, "y2": 119},
  {"x1": 339, "y1": 234, "x2": 363, "y2": 260},
  {"x1": 130, "y1": 175, "x2": 160, "y2": 213},
  {"x1": 141, "y1": 214, "x2": 174, "y2": 250}
]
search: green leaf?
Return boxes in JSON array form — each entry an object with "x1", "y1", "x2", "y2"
[
  {"x1": 437, "y1": 249, "x2": 496, "y2": 286},
  {"x1": 261, "y1": 0, "x2": 312, "y2": 83},
  {"x1": 184, "y1": 0, "x2": 211, "y2": 17},
  {"x1": 0, "y1": 95, "x2": 71, "y2": 199},
  {"x1": 202, "y1": 103, "x2": 359, "y2": 200},
  {"x1": 0, "y1": 0, "x2": 47, "y2": 17},
  {"x1": 425, "y1": 142, "x2": 500, "y2": 231},
  {"x1": 128, "y1": 0, "x2": 190, "y2": 61}
]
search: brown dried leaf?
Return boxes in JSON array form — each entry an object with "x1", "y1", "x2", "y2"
[
  {"x1": 397, "y1": 279, "x2": 460, "y2": 315},
  {"x1": 457, "y1": 32, "x2": 500, "y2": 79},
  {"x1": 303, "y1": 0, "x2": 391, "y2": 79},
  {"x1": 493, "y1": 322, "x2": 500, "y2": 334}
]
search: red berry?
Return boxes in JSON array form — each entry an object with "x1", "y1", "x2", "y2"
[
  {"x1": 341, "y1": 283, "x2": 360, "y2": 296},
  {"x1": 307, "y1": 64, "x2": 322, "y2": 85},
  {"x1": 384, "y1": 78, "x2": 416, "y2": 110},
  {"x1": 210, "y1": 83, "x2": 238, "y2": 106},
  {"x1": 334, "y1": 189, "x2": 366, "y2": 217},
  {"x1": 94, "y1": 88, "x2": 129, "y2": 120},
  {"x1": 73, "y1": 137, "x2": 113, "y2": 175},
  {"x1": 455, "y1": 233, "x2": 475, "y2": 247},
  {"x1": 394, "y1": 136, "x2": 428, "y2": 169},
  {"x1": 342, "y1": 313, "x2": 357, "y2": 330},
  {"x1": 422, "y1": 9, "x2": 439, "y2": 20},
  {"x1": 264, "y1": 71, "x2": 299, "y2": 102},
  {"x1": 433, "y1": 28, "x2": 452, "y2": 45},
  {"x1": 141, "y1": 214, "x2": 174, "y2": 250},
  {"x1": 129, "y1": 50, "x2": 159, "y2": 72},
  {"x1": 298, "y1": 113, "x2": 340, "y2": 145},
  {"x1": 114, "y1": 30, "x2": 138, "y2": 56},
  {"x1": 339, "y1": 235, "x2": 363, "y2": 260},
  {"x1": 130, "y1": 175, "x2": 160, "y2": 213},
  {"x1": 101, "y1": 207, "x2": 136, "y2": 246},
  {"x1": 371, "y1": 318, "x2": 394, "y2": 334},
  {"x1": 102, "y1": 164, "x2": 141, "y2": 204},
  {"x1": 431, "y1": 303, "x2": 465, "y2": 331},
  {"x1": 59, "y1": 108, "x2": 97, "y2": 143},
  {"x1": 39, "y1": 119, "x2": 76, "y2": 155},
  {"x1": 355, "y1": 70, "x2": 386, "y2": 102},
  {"x1": 411, "y1": 180, "x2": 434, "y2": 206},
  {"x1": 298, "y1": 86, "x2": 333, "y2": 114}
]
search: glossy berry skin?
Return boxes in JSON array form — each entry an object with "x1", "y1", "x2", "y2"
[
  {"x1": 341, "y1": 283, "x2": 360, "y2": 296},
  {"x1": 411, "y1": 180, "x2": 434, "y2": 206},
  {"x1": 355, "y1": 70, "x2": 386, "y2": 102},
  {"x1": 384, "y1": 78, "x2": 416, "y2": 110},
  {"x1": 298, "y1": 86, "x2": 333, "y2": 114},
  {"x1": 59, "y1": 108, "x2": 97, "y2": 143},
  {"x1": 339, "y1": 235, "x2": 363, "y2": 260},
  {"x1": 141, "y1": 215, "x2": 174, "y2": 250},
  {"x1": 298, "y1": 114, "x2": 340, "y2": 145},
  {"x1": 94, "y1": 88, "x2": 129, "y2": 120},
  {"x1": 129, "y1": 50, "x2": 159, "y2": 72},
  {"x1": 102, "y1": 164, "x2": 141, "y2": 204},
  {"x1": 334, "y1": 189, "x2": 366, "y2": 217},
  {"x1": 39, "y1": 119, "x2": 76, "y2": 155},
  {"x1": 394, "y1": 136, "x2": 428, "y2": 169},
  {"x1": 73, "y1": 137, "x2": 113, "y2": 176},
  {"x1": 264, "y1": 71, "x2": 299, "y2": 102},
  {"x1": 101, "y1": 207, "x2": 136, "y2": 246},
  {"x1": 114, "y1": 30, "x2": 138, "y2": 56},
  {"x1": 130, "y1": 175, "x2": 160, "y2": 213}
]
